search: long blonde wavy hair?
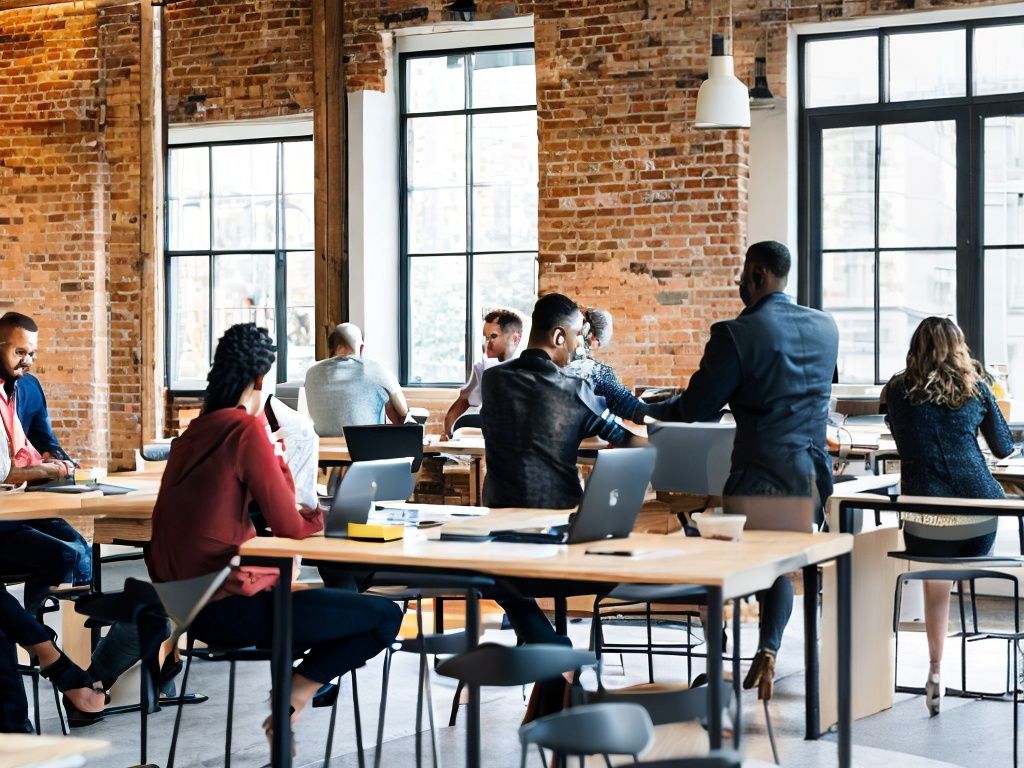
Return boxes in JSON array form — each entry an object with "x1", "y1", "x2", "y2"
[{"x1": 902, "y1": 317, "x2": 981, "y2": 409}]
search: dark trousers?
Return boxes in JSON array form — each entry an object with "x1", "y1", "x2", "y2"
[
  {"x1": 0, "y1": 588, "x2": 51, "y2": 732},
  {"x1": 0, "y1": 520, "x2": 92, "y2": 615},
  {"x1": 190, "y1": 588, "x2": 403, "y2": 684}
]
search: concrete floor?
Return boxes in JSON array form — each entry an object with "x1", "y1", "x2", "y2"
[{"x1": 15, "y1": 561, "x2": 1024, "y2": 768}]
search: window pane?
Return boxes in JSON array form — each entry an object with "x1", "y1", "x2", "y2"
[
  {"x1": 878, "y1": 250, "x2": 956, "y2": 379},
  {"x1": 169, "y1": 256, "x2": 210, "y2": 389},
  {"x1": 984, "y1": 115, "x2": 1024, "y2": 245},
  {"x1": 167, "y1": 147, "x2": 210, "y2": 250},
  {"x1": 213, "y1": 253, "x2": 276, "y2": 337},
  {"x1": 406, "y1": 54, "x2": 466, "y2": 113},
  {"x1": 879, "y1": 121, "x2": 956, "y2": 248},
  {"x1": 974, "y1": 23, "x2": 1024, "y2": 96},
  {"x1": 823, "y1": 252, "x2": 875, "y2": 384},
  {"x1": 471, "y1": 49, "x2": 536, "y2": 109},
  {"x1": 282, "y1": 142, "x2": 314, "y2": 249},
  {"x1": 471, "y1": 253, "x2": 537, "y2": 364},
  {"x1": 888, "y1": 29, "x2": 965, "y2": 102},
  {"x1": 212, "y1": 144, "x2": 278, "y2": 249},
  {"x1": 408, "y1": 256, "x2": 467, "y2": 383},
  {"x1": 286, "y1": 250, "x2": 315, "y2": 381},
  {"x1": 822, "y1": 126, "x2": 876, "y2": 251},
  {"x1": 472, "y1": 112, "x2": 538, "y2": 251},
  {"x1": 407, "y1": 115, "x2": 466, "y2": 253},
  {"x1": 804, "y1": 36, "x2": 878, "y2": 108},
  {"x1": 984, "y1": 249, "x2": 1024, "y2": 397}
]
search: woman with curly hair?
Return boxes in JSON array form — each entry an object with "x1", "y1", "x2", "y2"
[
  {"x1": 145, "y1": 323, "x2": 402, "y2": 754},
  {"x1": 882, "y1": 316, "x2": 1014, "y2": 716}
]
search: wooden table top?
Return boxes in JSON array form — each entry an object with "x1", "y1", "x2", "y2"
[
  {"x1": 0, "y1": 733, "x2": 108, "y2": 768},
  {"x1": 240, "y1": 525, "x2": 852, "y2": 599},
  {"x1": 0, "y1": 489, "x2": 102, "y2": 520}
]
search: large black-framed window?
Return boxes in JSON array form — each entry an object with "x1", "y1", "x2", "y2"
[
  {"x1": 165, "y1": 137, "x2": 315, "y2": 391},
  {"x1": 799, "y1": 17, "x2": 1024, "y2": 388},
  {"x1": 399, "y1": 44, "x2": 539, "y2": 386}
]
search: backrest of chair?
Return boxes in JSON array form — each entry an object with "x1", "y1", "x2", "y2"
[
  {"x1": 451, "y1": 412, "x2": 482, "y2": 433},
  {"x1": 519, "y1": 702, "x2": 654, "y2": 757},
  {"x1": 648, "y1": 422, "x2": 735, "y2": 495},
  {"x1": 436, "y1": 642, "x2": 596, "y2": 687},
  {"x1": 586, "y1": 680, "x2": 729, "y2": 726},
  {"x1": 152, "y1": 567, "x2": 232, "y2": 640},
  {"x1": 343, "y1": 423, "x2": 425, "y2": 472}
]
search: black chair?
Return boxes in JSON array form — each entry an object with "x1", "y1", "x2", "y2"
[
  {"x1": 368, "y1": 572, "x2": 493, "y2": 768},
  {"x1": 592, "y1": 422, "x2": 736, "y2": 684},
  {"x1": 450, "y1": 413, "x2": 482, "y2": 434},
  {"x1": 890, "y1": 559, "x2": 1023, "y2": 764},
  {"x1": 636, "y1": 753, "x2": 744, "y2": 768},
  {"x1": 437, "y1": 642, "x2": 597, "y2": 726},
  {"x1": 3, "y1": 575, "x2": 90, "y2": 735},
  {"x1": 518, "y1": 702, "x2": 655, "y2": 768}
]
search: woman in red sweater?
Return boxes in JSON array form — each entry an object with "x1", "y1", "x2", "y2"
[{"x1": 145, "y1": 323, "x2": 402, "y2": 748}]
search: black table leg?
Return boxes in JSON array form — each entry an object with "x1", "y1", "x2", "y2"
[
  {"x1": 466, "y1": 586, "x2": 481, "y2": 768},
  {"x1": 803, "y1": 565, "x2": 820, "y2": 740},
  {"x1": 706, "y1": 586, "x2": 724, "y2": 749},
  {"x1": 838, "y1": 551, "x2": 852, "y2": 768},
  {"x1": 269, "y1": 556, "x2": 294, "y2": 768}
]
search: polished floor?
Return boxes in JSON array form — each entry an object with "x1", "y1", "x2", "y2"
[{"x1": 15, "y1": 561, "x2": 1024, "y2": 768}]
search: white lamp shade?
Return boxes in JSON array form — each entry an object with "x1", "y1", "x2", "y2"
[{"x1": 695, "y1": 54, "x2": 751, "y2": 129}]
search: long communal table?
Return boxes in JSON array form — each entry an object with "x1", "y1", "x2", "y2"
[{"x1": 240, "y1": 522, "x2": 855, "y2": 768}]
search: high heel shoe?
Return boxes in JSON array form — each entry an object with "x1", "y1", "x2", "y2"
[
  {"x1": 925, "y1": 665, "x2": 941, "y2": 717},
  {"x1": 742, "y1": 648, "x2": 776, "y2": 701}
]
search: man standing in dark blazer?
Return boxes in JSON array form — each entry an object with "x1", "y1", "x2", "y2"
[{"x1": 639, "y1": 240, "x2": 839, "y2": 700}]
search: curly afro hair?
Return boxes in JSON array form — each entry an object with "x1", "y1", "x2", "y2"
[{"x1": 202, "y1": 323, "x2": 277, "y2": 414}]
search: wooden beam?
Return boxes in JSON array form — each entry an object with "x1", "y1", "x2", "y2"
[
  {"x1": 311, "y1": 0, "x2": 348, "y2": 361},
  {"x1": 139, "y1": 0, "x2": 165, "y2": 443}
]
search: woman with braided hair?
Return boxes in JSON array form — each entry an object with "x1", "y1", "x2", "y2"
[{"x1": 145, "y1": 323, "x2": 402, "y2": 753}]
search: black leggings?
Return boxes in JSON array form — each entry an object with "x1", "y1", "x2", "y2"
[{"x1": 190, "y1": 588, "x2": 403, "y2": 684}]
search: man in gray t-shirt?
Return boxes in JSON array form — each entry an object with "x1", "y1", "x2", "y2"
[{"x1": 304, "y1": 323, "x2": 409, "y2": 437}]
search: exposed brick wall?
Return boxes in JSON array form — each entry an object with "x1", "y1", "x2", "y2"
[
  {"x1": 0, "y1": 3, "x2": 113, "y2": 467},
  {"x1": 163, "y1": 0, "x2": 314, "y2": 123}
]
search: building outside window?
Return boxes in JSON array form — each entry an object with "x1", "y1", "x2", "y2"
[
  {"x1": 800, "y1": 17, "x2": 1024, "y2": 390},
  {"x1": 400, "y1": 45, "x2": 539, "y2": 385},
  {"x1": 165, "y1": 135, "x2": 315, "y2": 390}
]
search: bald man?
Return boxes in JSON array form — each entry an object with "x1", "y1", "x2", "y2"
[{"x1": 303, "y1": 323, "x2": 409, "y2": 436}]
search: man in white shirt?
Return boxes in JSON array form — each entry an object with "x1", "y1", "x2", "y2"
[
  {"x1": 303, "y1": 323, "x2": 409, "y2": 437},
  {"x1": 443, "y1": 308, "x2": 523, "y2": 437}
]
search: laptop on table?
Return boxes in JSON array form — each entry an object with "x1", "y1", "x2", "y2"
[
  {"x1": 323, "y1": 458, "x2": 415, "y2": 538},
  {"x1": 487, "y1": 447, "x2": 656, "y2": 545}
]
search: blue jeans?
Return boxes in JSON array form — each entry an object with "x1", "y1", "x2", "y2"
[{"x1": 0, "y1": 520, "x2": 92, "y2": 616}]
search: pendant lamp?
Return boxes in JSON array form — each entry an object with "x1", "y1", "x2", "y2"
[{"x1": 695, "y1": 33, "x2": 750, "y2": 129}]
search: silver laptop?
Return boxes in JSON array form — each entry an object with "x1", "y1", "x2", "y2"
[
  {"x1": 490, "y1": 448, "x2": 656, "y2": 545},
  {"x1": 324, "y1": 458, "x2": 415, "y2": 538}
]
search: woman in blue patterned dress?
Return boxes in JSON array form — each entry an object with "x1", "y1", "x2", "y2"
[{"x1": 882, "y1": 316, "x2": 1014, "y2": 716}]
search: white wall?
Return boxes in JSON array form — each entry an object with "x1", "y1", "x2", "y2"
[{"x1": 347, "y1": 84, "x2": 401, "y2": 373}]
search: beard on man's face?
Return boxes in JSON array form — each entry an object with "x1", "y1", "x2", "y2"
[{"x1": 738, "y1": 279, "x2": 753, "y2": 307}]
